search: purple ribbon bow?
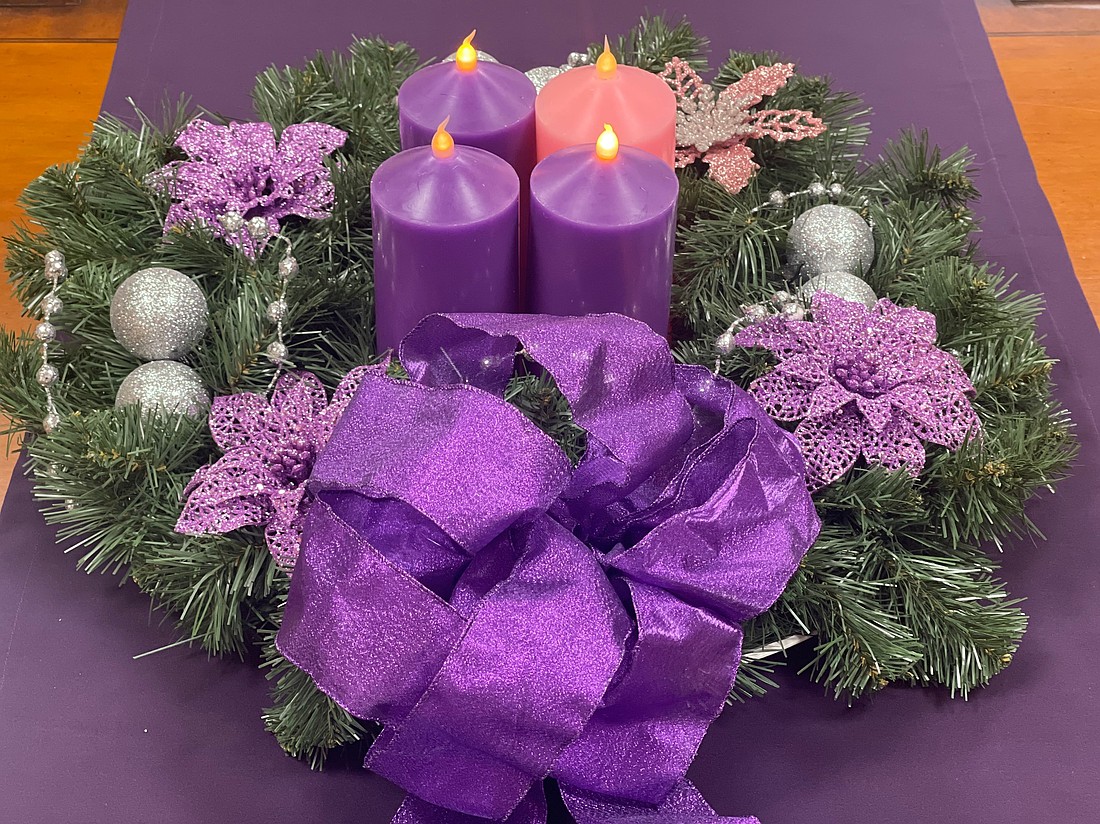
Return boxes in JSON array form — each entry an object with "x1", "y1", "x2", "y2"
[{"x1": 277, "y1": 313, "x2": 820, "y2": 823}]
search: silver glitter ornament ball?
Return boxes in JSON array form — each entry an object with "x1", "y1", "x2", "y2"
[
  {"x1": 115, "y1": 360, "x2": 209, "y2": 418},
  {"x1": 526, "y1": 65, "x2": 565, "y2": 92},
  {"x1": 110, "y1": 267, "x2": 209, "y2": 361},
  {"x1": 798, "y1": 271, "x2": 879, "y2": 310},
  {"x1": 442, "y1": 49, "x2": 499, "y2": 64},
  {"x1": 786, "y1": 204, "x2": 875, "y2": 278}
]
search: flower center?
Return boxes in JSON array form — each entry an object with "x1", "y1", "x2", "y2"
[
  {"x1": 831, "y1": 354, "x2": 887, "y2": 397},
  {"x1": 267, "y1": 433, "x2": 316, "y2": 484}
]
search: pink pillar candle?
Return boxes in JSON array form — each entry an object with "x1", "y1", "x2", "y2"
[
  {"x1": 371, "y1": 122, "x2": 520, "y2": 353},
  {"x1": 528, "y1": 125, "x2": 679, "y2": 335},
  {"x1": 535, "y1": 41, "x2": 676, "y2": 166}
]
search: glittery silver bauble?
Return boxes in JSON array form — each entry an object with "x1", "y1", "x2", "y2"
[
  {"x1": 786, "y1": 204, "x2": 875, "y2": 277},
  {"x1": 35, "y1": 321, "x2": 56, "y2": 342},
  {"x1": 36, "y1": 364, "x2": 59, "y2": 387},
  {"x1": 526, "y1": 65, "x2": 566, "y2": 92},
  {"x1": 278, "y1": 255, "x2": 299, "y2": 280},
  {"x1": 43, "y1": 412, "x2": 61, "y2": 433},
  {"x1": 115, "y1": 360, "x2": 209, "y2": 418},
  {"x1": 798, "y1": 271, "x2": 878, "y2": 310},
  {"x1": 110, "y1": 267, "x2": 209, "y2": 361},
  {"x1": 807, "y1": 181, "x2": 828, "y2": 198},
  {"x1": 768, "y1": 190, "x2": 788, "y2": 207},
  {"x1": 42, "y1": 294, "x2": 64, "y2": 315},
  {"x1": 442, "y1": 50, "x2": 499, "y2": 64},
  {"x1": 828, "y1": 183, "x2": 845, "y2": 197},
  {"x1": 567, "y1": 51, "x2": 590, "y2": 67}
]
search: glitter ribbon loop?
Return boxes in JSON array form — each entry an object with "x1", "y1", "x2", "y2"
[{"x1": 277, "y1": 313, "x2": 821, "y2": 823}]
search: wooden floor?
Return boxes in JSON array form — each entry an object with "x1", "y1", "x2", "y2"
[{"x1": 0, "y1": 1, "x2": 1097, "y2": 505}]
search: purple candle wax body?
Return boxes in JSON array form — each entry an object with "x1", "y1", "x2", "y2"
[
  {"x1": 398, "y1": 60, "x2": 536, "y2": 185},
  {"x1": 371, "y1": 143, "x2": 519, "y2": 353},
  {"x1": 528, "y1": 144, "x2": 679, "y2": 335}
]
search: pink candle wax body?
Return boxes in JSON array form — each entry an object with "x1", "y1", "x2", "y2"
[
  {"x1": 371, "y1": 139, "x2": 519, "y2": 354},
  {"x1": 535, "y1": 45, "x2": 676, "y2": 166},
  {"x1": 528, "y1": 131, "x2": 679, "y2": 335}
]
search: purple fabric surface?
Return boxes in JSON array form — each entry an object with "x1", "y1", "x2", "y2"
[{"x1": 1, "y1": 0, "x2": 1098, "y2": 822}]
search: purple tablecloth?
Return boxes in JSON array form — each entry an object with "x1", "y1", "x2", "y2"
[{"x1": 3, "y1": 1, "x2": 1098, "y2": 822}]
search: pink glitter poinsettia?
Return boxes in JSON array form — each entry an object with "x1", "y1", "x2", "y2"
[
  {"x1": 660, "y1": 56, "x2": 826, "y2": 194},
  {"x1": 734, "y1": 292, "x2": 981, "y2": 488},
  {"x1": 153, "y1": 118, "x2": 347, "y2": 258},
  {"x1": 175, "y1": 366, "x2": 378, "y2": 568}
]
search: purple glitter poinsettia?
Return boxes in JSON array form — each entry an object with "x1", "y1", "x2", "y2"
[
  {"x1": 153, "y1": 119, "x2": 347, "y2": 258},
  {"x1": 734, "y1": 292, "x2": 981, "y2": 488},
  {"x1": 175, "y1": 366, "x2": 378, "y2": 567}
]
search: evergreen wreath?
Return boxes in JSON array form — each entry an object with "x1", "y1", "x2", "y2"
[{"x1": 0, "y1": 17, "x2": 1075, "y2": 768}]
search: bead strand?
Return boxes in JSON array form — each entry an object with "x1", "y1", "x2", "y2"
[
  {"x1": 263, "y1": 229, "x2": 298, "y2": 389},
  {"x1": 36, "y1": 250, "x2": 67, "y2": 433}
]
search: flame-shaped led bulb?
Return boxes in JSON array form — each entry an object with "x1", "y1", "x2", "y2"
[
  {"x1": 595, "y1": 123, "x2": 619, "y2": 161},
  {"x1": 432, "y1": 117, "x2": 455, "y2": 159},
  {"x1": 455, "y1": 30, "x2": 478, "y2": 72},
  {"x1": 596, "y1": 36, "x2": 617, "y2": 79}
]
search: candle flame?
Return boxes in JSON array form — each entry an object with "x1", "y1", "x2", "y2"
[
  {"x1": 432, "y1": 117, "x2": 455, "y2": 159},
  {"x1": 455, "y1": 30, "x2": 478, "y2": 72},
  {"x1": 596, "y1": 36, "x2": 616, "y2": 79},
  {"x1": 595, "y1": 123, "x2": 618, "y2": 161}
]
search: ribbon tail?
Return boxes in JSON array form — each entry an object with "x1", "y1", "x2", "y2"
[
  {"x1": 562, "y1": 779, "x2": 759, "y2": 823},
  {"x1": 392, "y1": 784, "x2": 547, "y2": 824}
]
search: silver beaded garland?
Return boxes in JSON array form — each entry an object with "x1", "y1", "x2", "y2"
[
  {"x1": 266, "y1": 299, "x2": 288, "y2": 322},
  {"x1": 35, "y1": 321, "x2": 56, "y2": 342},
  {"x1": 115, "y1": 360, "x2": 210, "y2": 418},
  {"x1": 277, "y1": 255, "x2": 299, "y2": 280},
  {"x1": 265, "y1": 341, "x2": 289, "y2": 364},
  {"x1": 36, "y1": 250, "x2": 67, "y2": 433},
  {"x1": 36, "y1": 364, "x2": 59, "y2": 387},
  {"x1": 110, "y1": 267, "x2": 209, "y2": 361},
  {"x1": 798, "y1": 271, "x2": 879, "y2": 310},
  {"x1": 246, "y1": 216, "x2": 270, "y2": 241},
  {"x1": 219, "y1": 211, "x2": 245, "y2": 233},
  {"x1": 261, "y1": 235, "x2": 303, "y2": 382},
  {"x1": 786, "y1": 204, "x2": 875, "y2": 278}
]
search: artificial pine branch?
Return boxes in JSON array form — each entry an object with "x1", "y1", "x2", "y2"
[{"x1": 0, "y1": 17, "x2": 1078, "y2": 758}]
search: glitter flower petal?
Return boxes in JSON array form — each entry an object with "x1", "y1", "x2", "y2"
[
  {"x1": 661, "y1": 57, "x2": 826, "y2": 194},
  {"x1": 153, "y1": 118, "x2": 347, "y2": 258},
  {"x1": 176, "y1": 366, "x2": 383, "y2": 568},
  {"x1": 735, "y1": 292, "x2": 981, "y2": 488},
  {"x1": 208, "y1": 392, "x2": 273, "y2": 451}
]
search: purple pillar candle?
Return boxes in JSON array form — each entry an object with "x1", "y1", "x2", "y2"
[
  {"x1": 528, "y1": 125, "x2": 679, "y2": 335},
  {"x1": 371, "y1": 122, "x2": 519, "y2": 353},
  {"x1": 398, "y1": 32, "x2": 536, "y2": 185},
  {"x1": 398, "y1": 33, "x2": 537, "y2": 288}
]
